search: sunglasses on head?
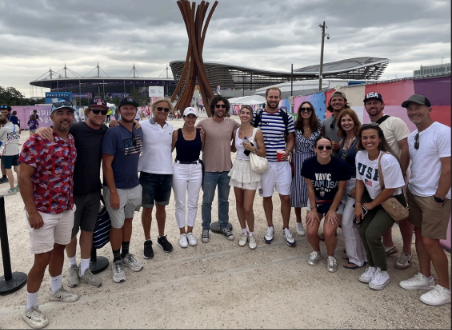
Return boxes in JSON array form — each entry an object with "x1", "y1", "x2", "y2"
[
  {"x1": 300, "y1": 107, "x2": 313, "y2": 113},
  {"x1": 215, "y1": 104, "x2": 226, "y2": 109},
  {"x1": 156, "y1": 107, "x2": 170, "y2": 112},
  {"x1": 53, "y1": 101, "x2": 73, "y2": 108},
  {"x1": 0, "y1": 105, "x2": 9, "y2": 109},
  {"x1": 317, "y1": 145, "x2": 332, "y2": 150},
  {"x1": 414, "y1": 133, "x2": 419, "y2": 150}
]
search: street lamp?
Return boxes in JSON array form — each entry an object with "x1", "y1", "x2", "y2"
[{"x1": 318, "y1": 21, "x2": 330, "y2": 92}]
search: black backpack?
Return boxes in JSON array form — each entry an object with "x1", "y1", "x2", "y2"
[{"x1": 253, "y1": 108, "x2": 290, "y2": 137}]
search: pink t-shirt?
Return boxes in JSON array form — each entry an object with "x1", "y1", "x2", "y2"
[{"x1": 196, "y1": 118, "x2": 240, "y2": 172}]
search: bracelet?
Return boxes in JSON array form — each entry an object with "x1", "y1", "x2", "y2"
[{"x1": 434, "y1": 196, "x2": 445, "y2": 203}]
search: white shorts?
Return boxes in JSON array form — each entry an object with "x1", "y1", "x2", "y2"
[
  {"x1": 104, "y1": 185, "x2": 142, "y2": 229},
  {"x1": 229, "y1": 178, "x2": 260, "y2": 190},
  {"x1": 26, "y1": 208, "x2": 75, "y2": 254},
  {"x1": 259, "y1": 161, "x2": 292, "y2": 197}
]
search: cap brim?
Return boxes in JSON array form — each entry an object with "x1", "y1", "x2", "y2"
[
  {"x1": 89, "y1": 105, "x2": 109, "y2": 110},
  {"x1": 401, "y1": 100, "x2": 423, "y2": 108},
  {"x1": 121, "y1": 102, "x2": 139, "y2": 108},
  {"x1": 52, "y1": 106, "x2": 76, "y2": 113},
  {"x1": 363, "y1": 97, "x2": 383, "y2": 103}
]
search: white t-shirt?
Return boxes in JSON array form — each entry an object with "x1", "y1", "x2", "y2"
[
  {"x1": 135, "y1": 108, "x2": 142, "y2": 120},
  {"x1": 138, "y1": 119, "x2": 174, "y2": 174},
  {"x1": 408, "y1": 122, "x2": 451, "y2": 199},
  {"x1": 0, "y1": 122, "x2": 20, "y2": 156},
  {"x1": 377, "y1": 116, "x2": 410, "y2": 157},
  {"x1": 355, "y1": 150, "x2": 405, "y2": 200}
]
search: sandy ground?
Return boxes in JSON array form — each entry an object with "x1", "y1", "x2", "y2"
[{"x1": 0, "y1": 112, "x2": 450, "y2": 329}]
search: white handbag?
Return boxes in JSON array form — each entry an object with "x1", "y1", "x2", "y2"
[{"x1": 250, "y1": 152, "x2": 269, "y2": 174}]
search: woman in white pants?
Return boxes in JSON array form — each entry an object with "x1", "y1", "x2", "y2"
[
  {"x1": 337, "y1": 109, "x2": 367, "y2": 269},
  {"x1": 172, "y1": 107, "x2": 205, "y2": 248}
]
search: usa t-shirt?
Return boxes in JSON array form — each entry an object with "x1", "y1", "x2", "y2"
[
  {"x1": 301, "y1": 156, "x2": 350, "y2": 201},
  {"x1": 251, "y1": 109, "x2": 295, "y2": 162},
  {"x1": 355, "y1": 151, "x2": 404, "y2": 200}
]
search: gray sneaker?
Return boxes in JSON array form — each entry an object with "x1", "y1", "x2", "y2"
[
  {"x1": 308, "y1": 251, "x2": 321, "y2": 265},
  {"x1": 121, "y1": 253, "x2": 143, "y2": 272},
  {"x1": 49, "y1": 286, "x2": 79, "y2": 303},
  {"x1": 395, "y1": 253, "x2": 412, "y2": 270},
  {"x1": 79, "y1": 267, "x2": 102, "y2": 288},
  {"x1": 201, "y1": 229, "x2": 210, "y2": 243},
  {"x1": 66, "y1": 264, "x2": 80, "y2": 288},
  {"x1": 327, "y1": 256, "x2": 338, "y2": 273},
  {"x1": 112, "y1": 260, "x2": 126, "y2": 283},
  {"x1": 22, "y1": 306, "x2": 49, "y2": 329}
]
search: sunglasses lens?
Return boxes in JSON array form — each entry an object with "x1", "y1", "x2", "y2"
[{"x1": 216, "y1": 105, "x2": 226, "y2": 108}]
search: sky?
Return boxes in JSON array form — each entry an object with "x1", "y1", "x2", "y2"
[{"x1": 0, "y1": 0, "x2": 450, "y2": 97}]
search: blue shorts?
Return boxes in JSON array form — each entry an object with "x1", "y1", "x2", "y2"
[
  {"x1": 139, "y1": 172, "x2": 172, "y2": 208},
  {"x1": 2, "y1": 155, "x2": 19, "y2": 169}
]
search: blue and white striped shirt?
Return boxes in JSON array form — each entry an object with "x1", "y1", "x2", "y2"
[{"x1": 252, "y1": 109, "x2": 295, "y2": 162}]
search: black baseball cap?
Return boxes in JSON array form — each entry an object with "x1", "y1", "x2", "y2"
[
  {"x1": 119, "y1": 97, "x2": 139, "y2": 108},
  {"x1": 88, "y1": 97, "x2": 108, "y2": 109},
  {"x1": 363, "y1": 92, "x2": 384, "y2": 103},
  {"x1": 401, "y1": 94, "x2": 431, "y2": 108}
]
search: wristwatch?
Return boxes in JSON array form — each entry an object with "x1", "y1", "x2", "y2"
[{"x1": 434, "y1": 196, "x2": 445, "y2": 203}]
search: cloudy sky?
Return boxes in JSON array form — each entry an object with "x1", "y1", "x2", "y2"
[{"x1": 0, "y1": 0, "x2": 450, "y2": 97}]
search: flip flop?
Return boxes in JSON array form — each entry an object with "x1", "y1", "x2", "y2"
[{"x1": 343, "y1": 261, "x2": 367, "y2": 269}]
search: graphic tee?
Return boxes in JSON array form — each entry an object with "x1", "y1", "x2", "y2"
[{"x1": 301, "y1": 156, "x2": 350, "y2": 201}]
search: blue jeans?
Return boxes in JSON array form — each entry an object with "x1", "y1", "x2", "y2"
[{"x1": 202, "y1": 171, "x2": 231, "y2": 230}]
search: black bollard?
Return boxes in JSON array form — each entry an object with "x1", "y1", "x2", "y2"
[
  {"x1": 89, "y1": 247, "x2": 109, "y2": 274},
  {"x1": 0, "y1": 196, "x2": 27, "y2": 295}
]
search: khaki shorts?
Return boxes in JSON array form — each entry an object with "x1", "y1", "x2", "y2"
[
  {"x1": 26, "y1": 209, "x2": 75, "y2": 254},
  {"x1": 103, "y1": 185, "x2": 142, "y2": 229},
  {"x1": 407, "y1": 189, "x2": 451, "y2": 240}
]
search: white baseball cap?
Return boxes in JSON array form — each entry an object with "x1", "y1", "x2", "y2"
[{"x1": 183, "y1": 107, "x2": 198, "y2": 117}]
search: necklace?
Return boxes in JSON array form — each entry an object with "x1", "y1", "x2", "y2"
[{"x1": 344, "y1": 136, "x2": 356, "y2": 150}]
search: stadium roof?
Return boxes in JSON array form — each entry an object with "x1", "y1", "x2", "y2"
[{"x1": 170, "y1": 57, "x2": 389, "y2": 90}]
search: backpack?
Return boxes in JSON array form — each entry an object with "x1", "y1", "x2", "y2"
[{"x1": 253, "y1": 108, "x2": 290, "y2": 136}]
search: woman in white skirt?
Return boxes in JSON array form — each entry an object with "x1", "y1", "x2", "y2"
[
  {"x1": 172, "y1": 107, "x2": 205, "y2": 248},
  {"x1": 229, "y1": 105, "x2": 266, "y2": 249}
]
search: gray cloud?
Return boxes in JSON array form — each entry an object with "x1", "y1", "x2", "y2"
[{"x1": 0, "y1": 0, "x2": 450, "y2": 96}]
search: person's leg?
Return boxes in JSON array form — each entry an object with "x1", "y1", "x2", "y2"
[
  {"x1": 141, "y1": 207, "x2": 153, "y2": 240},
  {"x1": 422, "y1": 237, "x2": 450, "y2": 289},
  {"x1": 155, "y1": 175, "x2": 172, "y2": 237},
  {"x1": 201, "y1": 172, "x2": 218, "y2": 230},
  {"x1": 306, "y1": 217, "x2": 322, "y2": 252},
  {"x1": 122, "y1": 218, "x2": 133, "y2": 244},
  {"x1": 155, "y1": 205, "x2": 166, "y2": 236},
  {"x1": 173, "y1": 163, "x2": 188, "y2": 232},
  {"x1": 323, "y1": 218, "x2": 339, "y2": 257},
  {"x1": 234, "y1": 187, "x2": 246, "y2": 230},
  {"x1": 186, "y1": 163, "x2": 203, "y2": 232},
  {"x1": 260, "y1": 164, "x2": 277, "y2": 227},
  {"x1": 275, "y1": 162, "x2": 292, "y2": 228},
  {"x1": 27, "y1": 252, "x2": 52, "y2": 294},
  {"x1": 382, "y1": 227, "x2": 395, "y2": 251},
  {"x1": 398, "y1": 219, "x2": 414, "y2": 255},
  {"x1": 5, "y1": 168, "x2": 14, "y2": 189},
  {"x1": 13, "y1": 163, "x2": 19, "y2": 188},
  {"x1": 359, "y1": 210, "x2": 377, "y2": 267},
  {"x1": 217, "y1": 171, "x2": 231, "y2": 229},
  {"x1": 140, "y1": 172, "x2": 158, "y2": 240},
  {"x1": 294, "y1": 207, "x2": 302, "y2": 223},
  {"x1": 280, "y1": 194, "x2": 291, "y2": 228},
  {"x1": 243, "y1": 189, "x2": 257, "y2": 232},
  {"x1": 48, "y1": 243, "x2": 66, "y2": 279}
]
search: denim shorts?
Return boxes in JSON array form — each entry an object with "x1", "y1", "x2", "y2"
[{"x1": 139, "y1": 172, "x2": 172, "y2": 208}]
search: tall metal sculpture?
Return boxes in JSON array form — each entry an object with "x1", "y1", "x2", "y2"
[{"x1": 171, "y1": 0, "x2": 218, "y2": 117}]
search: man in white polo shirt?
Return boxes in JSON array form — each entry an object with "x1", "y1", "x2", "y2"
[{"x1": 139, "y1": 98, "x2": 175, "y2": 258}]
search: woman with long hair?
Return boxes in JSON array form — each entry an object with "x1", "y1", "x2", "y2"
[
  {"x1": 337, "y1": 109, "x2": 367, "y2": 269},
  {"x1": 301, "y1": 136, "x2": 350, "y2": 273},
  {"x1": 290, "y1": 101, "x2": 322, "y2": 236},
  {"x1": 229, "y1": 105, "x2": 266, "y2": 249},
  {"x1": 354, "y1": 124, "x2": 406, "y2": 290}
]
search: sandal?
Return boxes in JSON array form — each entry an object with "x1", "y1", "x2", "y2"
[{"x1": 343, "y1": 261, "x2": 367, "y2": 269}]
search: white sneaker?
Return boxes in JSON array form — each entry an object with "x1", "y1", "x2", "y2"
[
  {"x1": 420, "y1": 285, "x2": 451, "y2": 306},
  {"x1": 307, "y1": 251, "x2": 321, "y2": 265},
  {"x1": 369, "y1": 268, "x2": 390, "y2": 290},
  {"x1": 248, "y1": 235, "x2": 257, "y2": 250},
  {"x1": 399, "y1": 273, "x2": 435, "y2": 290},
  {"x1": 112, "y1": 260, "x2": 126, "y2": 283},
  {"x1": 264, "y1": 226, "x2": 274, "y2": 244},
  {"x1": 122, "y1": 253, "x2": 143, "y2": 272},
  {"x1": 186, "y1": 232, "x2": 197, "y2": 246},
  {"x1": 359, "y1": 266, "x2": 377, "y2": 284},
  {"x1": 283, "y1": 228, "x2": 296, "y2": 247},
  {"x1": 179, "y1": 234, "x2": 188, "y2": 248},
  {"x1": 49, "y1": 286, "x2": 79, "y2": 302},
  {"x1": 296, "y1": 222, "x2": 306, "y2": 236},
  {"x1": 4, "y1": 188, "x2": 16, "y2": 196},
  {"x1": 238, "y1": 233, "x2": 248, "y2": 247},
  {"x1": 22, "y1": 306, "x2": 49, "y2": 329}
]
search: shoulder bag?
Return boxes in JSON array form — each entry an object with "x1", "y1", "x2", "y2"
[
  {"x1": 249, "y1": 128, "x2": 269, "y2": 174},
  {"x1": 378, "y1": 153, "x2": 409, "y2": 222}
]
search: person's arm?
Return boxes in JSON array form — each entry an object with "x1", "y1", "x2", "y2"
[
  {"x1": 19, "y1": 163, "x2": 44, "y2": 229},
  {"x1": 231, "y1": 128, "x2": 237, "y2": 153},
  {"x1": 397, "y1": 138, "x2": 410, "y2": 175},
  {"x1": 363, "y1": 188, "x2": 396, "y2": 212},
  {"x1": 200, "y1": 127, "x2": 205, "y2": 150},
  {"x1": 252, "y1": 130, "x2": 266, "y2": 157},
  {"x1": 305, "y1": 178, "x2": 320, "y2": 227},
  {"x1": 171, "y1": 129, "x2": 178, "y2": 152},
  {"x1": 434, "y1": 156, "x2": 451, "y2": 203},
  {"x1": 102, "y1": 153, "x2": 120, "y2": 209},
  {"x1": 35, "y1": 127, "x2": 53, "y2": 140},
  {"x1": 325, "y1": 180, "x2": 346, "y2": 226},
  {"x1": 354, "y1": 179, "x2": 365, "y2": 223},
  {"x1": 282, "y1": 132, "x2": 294, "y2": 160}
]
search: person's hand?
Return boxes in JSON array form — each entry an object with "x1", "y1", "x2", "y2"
[
  {"x1": 109, "y1": 120, "x2": 119, "y2": 127},
  {"x1": 332, "y1": 141, "x2": 340, "y2": 151},
  {"x1": 325, "y1": 210, "x2": 338, "y2": 227},
  {"x1": 35, "y1": 127, "x2": 53, "y2": 140},
  {"x1": 306, "y1": 210, "x2": 320, "y2": 228},
  {"x1": 133, "y1": 120, "x2": 141, "y2": 129},
  {"x1": 110, "y1": 191, "x2": 120, "y2": 209},
  {"x1": 349, "y1": 187, "x2": 356, "y2": 198},
  {"x1": 354, "y1": 205, "x2": 364, "y2": 224},
  {"x1": 28, "y1": 211, "x2": 44, "y2": 229},
  {"x1": 242, "y1": 141, "x2": 254, "y2": 151},
  {"x1": 281, "y1": 150, "x2": 289, "y2": 161}
]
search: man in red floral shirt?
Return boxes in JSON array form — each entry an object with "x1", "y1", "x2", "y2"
[{"x1": 18, "y1": 101, "x2": 78, "y2": 329}]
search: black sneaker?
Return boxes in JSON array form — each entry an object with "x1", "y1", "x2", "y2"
[
  {"x1": 157, "y1": 235, "x2": 173, "y2": 253},
  {"x1": 221, "y1": 227, "x2": 234, "y2": 241},
  {"x1": 0, "y1": 177, "x2": 8, "y2": 184},
  {"x1": 143, "y1": 240, "x2": 154, "y2": 259}
]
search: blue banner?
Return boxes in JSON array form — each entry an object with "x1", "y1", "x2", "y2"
[{"x1": 45, "y1": 92, "x2": 73, "y2": 104}]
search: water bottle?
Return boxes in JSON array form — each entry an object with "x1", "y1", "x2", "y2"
[{"x1": 243, "y1": 136, "x2": 251, "y2": 156}]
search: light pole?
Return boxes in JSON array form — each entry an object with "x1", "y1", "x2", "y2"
[{"x1": 318, "y1": 21, "x2": 330, "y2": 92}]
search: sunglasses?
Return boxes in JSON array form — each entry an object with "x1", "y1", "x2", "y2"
[
  {"x1": 92, "y1": 109, "x2": 108, "y2": 115},
  {"x1": 317, "y1": 145, "x2": 332, "y2": 150},
  {"x1": 0, "y1": 105, "x2": 9, "y2": 109},
  {"x1": 215, "y1": 104, "x2": 226, "y2": 109},
  {"x1": 156, "y1": 107, "x2": 170, "y2": 112},
  {"x1": 300, "y1": 107, "x2": 313, "y2": 112},
  {"x1": 53, "y1": 101, "x2": 73, "y2": 108},
  {"x1": 414, "y1": 133, "x2": 419, "y2": 150}
]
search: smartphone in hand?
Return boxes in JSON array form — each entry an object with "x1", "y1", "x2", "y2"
[{"x1": 353, "y1": 203, "x2": 368, "y2": 223}]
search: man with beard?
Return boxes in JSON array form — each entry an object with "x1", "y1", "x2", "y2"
[
  {"x1": 363, "y1": 92, "x2": 413, "y2": 270},
  {"x1": 103, "y1": 97, "x2": 143, "y2": 283},
  {"x1": 196, "y1": 95, "x2": 240, "y2": 243},
  {"x1": 19, "y1": 102, "x2": 78, "y2": 329},
  {"x1": 321, "y1": 91, "x2": 350, "y2": 157},
  {"x1": 252, "y1": 87, "x2": 296, "y2": 247}
]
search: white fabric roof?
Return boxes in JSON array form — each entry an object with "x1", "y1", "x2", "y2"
[{"x1": 228, "y1": 95, "x2": 266, "y2": 105}]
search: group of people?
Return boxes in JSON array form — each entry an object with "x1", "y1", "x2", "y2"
[{"x1": 1, "y1": 85, "x2": 450, "y2": 329}]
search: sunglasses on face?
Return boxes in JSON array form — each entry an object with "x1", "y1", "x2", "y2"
[
  {"x1": 53, "y1": 101, "x2": 73, "y2": 108},
  {"x1": 300, "y1": 107, "x2": 313, "y2": 113},
  {"x1": 215, "y1": 104, "x2": 226, "y2": 109},
  {"x1": 92, "y1": 109, "x2": 108, "y2": 115},
  {"x1": 414, "y1": 133, "x2": 419, "y2": 150},
  {"x1": 317, "y1": 145, "x2": 332, "y2": 150},
  {"x1": 156, "y1": 107, "x2": 170, "y2": 112}
]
